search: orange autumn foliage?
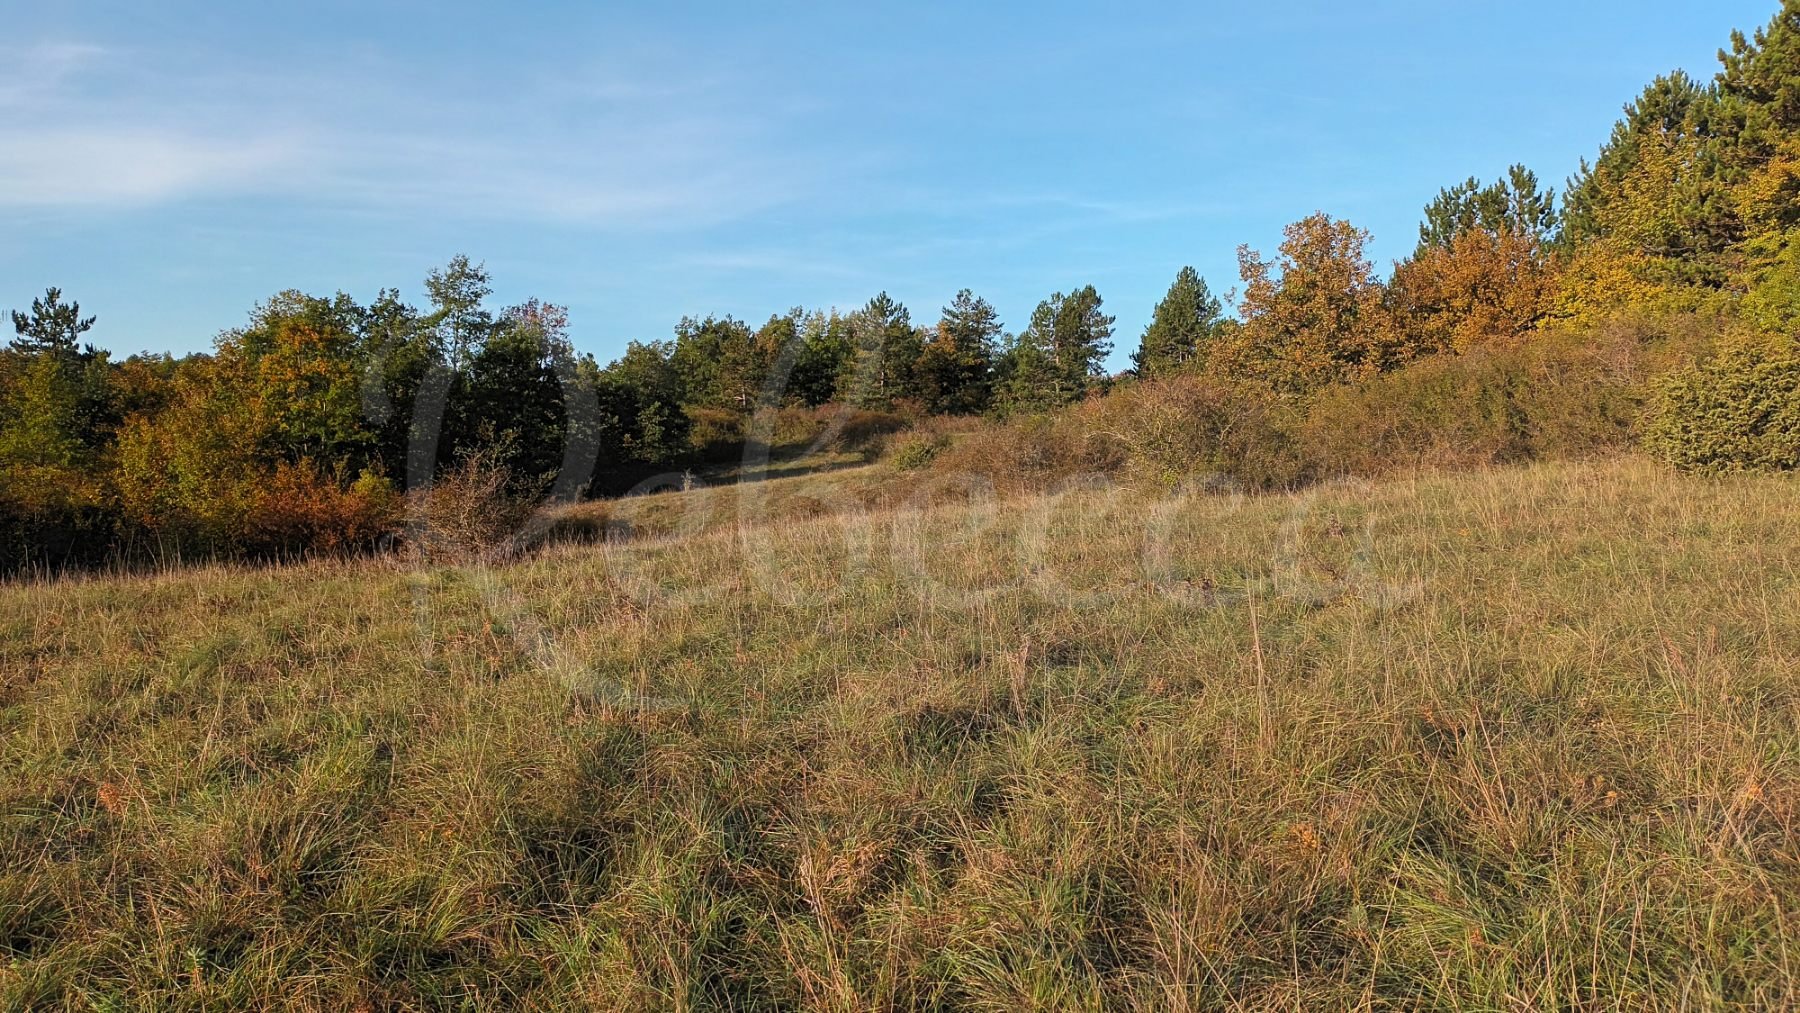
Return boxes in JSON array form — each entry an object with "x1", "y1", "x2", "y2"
[
  {"x1": 1222, "y1": 214, "x2": 1409, "y2": 397},
  {"x1": 244, "y1": 462, "x2": 400, "y2": 558},
  {"x1": 1388, "y1": 230, "x2": 1558, "y2": 354}
]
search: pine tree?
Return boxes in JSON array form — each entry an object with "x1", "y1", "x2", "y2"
[
  {"x1": 1419, "y1": 166, "x2": 1560, "y2": 254},
  {"x1": 992, "y1": 328, "x2": 1067, "y2": 415},
  {"x1": 1561, "y1": 72, "x2": 1738, "y2": 267},
  {"x1": 790, "y1": 311, "x2": 853, "y2": 407},
  {"x1": 838, "y1": 293, "x2": 917, "y2": 408},
  {"x1": 1717, "y1": 1, "x2": 1800, "y2": 169},
  {"x1": 1047, "y1": 286, "x2": 1115, "y2": 398},
  {"x1": 1133, "y1": 267, "x2": 1225, "y2": 378},
  {"x1": 9, "y1": 288, "x2": 95, "y2": 358},
  {"x1": 917, "y1": 289, "x2": 999, "y2": 414},
  {"x1": 991, "y1": 287, "x2": 1113, "y2": 411}
]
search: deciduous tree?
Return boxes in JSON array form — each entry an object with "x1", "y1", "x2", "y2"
[{"x1": 1226, "y1": 214, "x2": 1397, "y2": 396}]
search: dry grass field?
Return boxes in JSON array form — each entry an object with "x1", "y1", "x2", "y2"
[{"x1": 4, "y1": 456, "x2": 1799, "y2": 1009}]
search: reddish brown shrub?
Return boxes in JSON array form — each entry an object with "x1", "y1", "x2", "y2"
[{"x1": 245, "y1": 462, "x2": 401, "y2": 559}]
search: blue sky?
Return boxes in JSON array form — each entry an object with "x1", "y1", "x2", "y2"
[{"x1": 1, "y1": 0, "x2": 1778, "y2": 370}]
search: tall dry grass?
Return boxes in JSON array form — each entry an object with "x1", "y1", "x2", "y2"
[{"x1": 2, "y1": 456, "x2": 1798, "y2": 1009}]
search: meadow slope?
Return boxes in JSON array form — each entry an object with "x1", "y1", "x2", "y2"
[{"x1": 3, "y1": 457, "x2": 1799, "y2": 1009}]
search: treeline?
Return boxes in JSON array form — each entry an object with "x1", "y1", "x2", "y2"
[
  {"x1": 7, "y1": 0, "x2": 1800, "y2": 571},
  {"x1": 0, "y1": 256, "x2": 1121, "y2": 569}
]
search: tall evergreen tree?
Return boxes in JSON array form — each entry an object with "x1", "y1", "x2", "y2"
[
  {"x1": 839, "y1": 293, "x2": 918, "y2": 408},
  {"x1": 1045, "y1": 285, "x2": 1115, "y2": 398},
  {"x1": 1133, "y1": 267, "x2": 1225, "y2": 378},
  {"x1": 917, "y1": 289, "x2": 999, "y2": 414},
  {"x1": 1418, "y1": 165, "x2": 1559, "y2": 254},
  {"x1": 1561, "y1": 72, "x2": 1737, "y2": 265},
  {"x1": 1716, "y1": 1, "x2": 1800, "y2": 170},
  {"x1": 994, "y1": 286, "x2": 1114, "y2": 410},
  {"x1": 9, "y1": 287, "x2": 96, "y2": 358},
  {"x1": 790, "y1": 311, "x2": 853, "y2": 407},
  {"x1": 991, "y1": 328, "x2": 1067, "y2": 415}
]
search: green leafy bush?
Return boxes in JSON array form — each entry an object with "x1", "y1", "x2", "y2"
[
  {"x1": 886, "y1": 431, "x2": 951, "y2": 471},
  {"x1": 1643, "y1": 334, "x2": 1800, "y2": 473},
  {"x1": 685, "y1": 407, "x2": 747, "y2": 459}
]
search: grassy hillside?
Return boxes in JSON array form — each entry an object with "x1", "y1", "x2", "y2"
[{"x1": 4, "y1": 457, "x2": 1799, "y2": 1009}]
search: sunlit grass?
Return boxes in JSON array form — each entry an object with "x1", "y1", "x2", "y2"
[{"x1": 3, "y1": 456, "x2": 1798, "y2": 1009}]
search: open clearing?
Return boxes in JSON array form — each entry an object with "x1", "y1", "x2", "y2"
[{"x1": 4, "y1": 457, "x2": 1799, "y2": 1009}]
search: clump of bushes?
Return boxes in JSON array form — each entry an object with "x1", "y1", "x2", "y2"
[
  {"x1": 744, "y1": 405, "x2": 914, "y2": 459},
  {"x1": 929, "y1": 412, "x2": 1115, "y2": 492},
  {"x1": 1515, "y1": 313, "x2": 1715, "y2": 454},
  {"x1": 0, "y1": 468, "x2": 115, "y2": 573},
  {"x1": 1079, "y1": 374, "x2": 1303, "y2": 489},
  {"x1": 403, "y1": 449, "x2": 545, "y2": 562},
  {"x1": 1297, "y1": 314, "x2": 1709, "y2": 479},
  {"x1": 244, "y1": 463, "x2": 401, "y2": 559},
  {"x1": 686, "y1": 407, "x2": 747, "y2": 459},
  {"x1": 821, "y1": 407, "x2": 913, "y2": 457},
  {"x1": 1643, "y1": 332, "x2": 1800, "y2": 473},
  {"x1": 886, "y1": 430, "x2": 951, "y2": 471},
  {"x1": 530, "y1": 503, "x2": 625, "y2": 549},
  {"x1": 916, "y1": 310, "x2": 1727, "y2": 493},
  {"x1": 1298, "y1": 350, "x2": 1532, "y2": 477}
]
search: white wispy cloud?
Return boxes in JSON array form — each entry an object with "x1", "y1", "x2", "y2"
[
  {"x1": 0, "y1": 127, "x2": 309, "y2": 206},
  {"x1": 0, "y1": 40, "x2": 843, "y2": 229}
]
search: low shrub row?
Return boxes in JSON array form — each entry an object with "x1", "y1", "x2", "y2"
[{"x1": 900, "y1": 311, "x2": 1780, "y2": 490}]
